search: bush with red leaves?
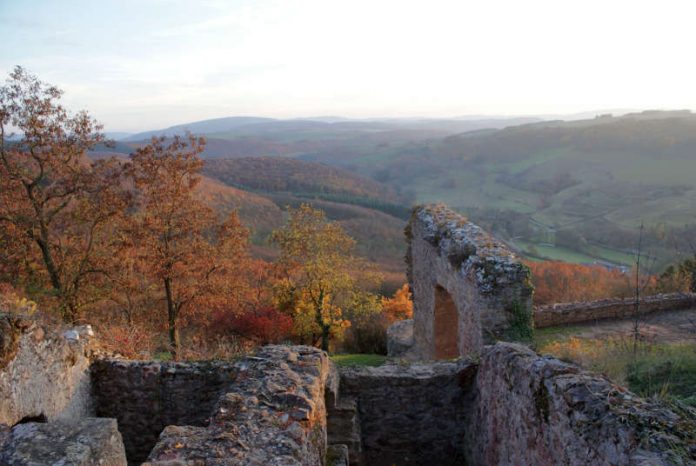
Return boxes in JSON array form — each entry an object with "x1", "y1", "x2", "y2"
[{"x1": 214, "y1": 307, "x2": 293, "y2": 345}]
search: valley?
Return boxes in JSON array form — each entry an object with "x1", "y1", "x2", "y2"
[{"x1": 99, "y1": 110, "x2": 696, "y2": 275}]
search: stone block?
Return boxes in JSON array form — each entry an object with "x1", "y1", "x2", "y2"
[
  {"x1": 386, "y1": 319, "x2": 414, "y2": 357},
  {"x1": 0, "y1": 418, "x2": 127, "y2": 466}
]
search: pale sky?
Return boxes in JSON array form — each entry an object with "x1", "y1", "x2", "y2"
[{"x1": 2, "y1": 0, "x2": 695, "y2": 132}]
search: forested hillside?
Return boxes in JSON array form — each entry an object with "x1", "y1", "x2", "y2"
[{"x1": 202, "y1": 157, "x2": 403, "y2": 203}]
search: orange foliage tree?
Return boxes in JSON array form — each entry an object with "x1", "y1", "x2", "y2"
[
  {"x1": 0, "y1": 66, "x2": 130, "y2": 322},
  {"x1": 381, "y1": 283, "x2": 413, "y2": 322},
  {"x1": 527, "y1": 261, "x2": 634, "y2": 305},
  {"x1": 127, "y1": 135, "x2": 249, "y2": 358}
]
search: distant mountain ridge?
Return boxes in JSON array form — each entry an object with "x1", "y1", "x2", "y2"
[
  {"x1": 119, "y1": 115, "x2": 543, "y2": 142},
  {"x1": 122, "y1": 116, "x2": 277, "y2": 141}
]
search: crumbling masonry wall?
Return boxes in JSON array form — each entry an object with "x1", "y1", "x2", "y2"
[
  {"x1": 405, "y1": 204, "x2": 533, "y2": 359},
  {"x1": 0, "y1": 316, "x2": 95, "y2": 427},
  {"x1": 338, "y1": 361, "x2": 475, "y2": 466},
  {"x1": 465, "y1": 342, "x2": 696, "y2": 465},
  {"x1": 0, "y1": 315, "x2": 127, "y2": 466},
  {"x1": 337, "y1": 343, "x2": 696, "y2": 465},
  {"x1": 144, "y1": 345, "x2": 334, "y2": 466},
  {"x1": 91, "y1": 359, "x2": 238, "y2": 463},
  {"x1": 1, "y1": 317, "x2": 695, "y2": 465}
]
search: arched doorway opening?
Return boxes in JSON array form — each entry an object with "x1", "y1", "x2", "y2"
[{"x1": 434, "y1": 285, "x2": 459, "y2": 359}]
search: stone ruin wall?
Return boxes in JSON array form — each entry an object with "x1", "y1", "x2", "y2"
[
  {"x1": 337, "y1": 361, "x2": 474, "y2": 466},
  {"x1": 405, "y1": 204, "x2": 533, "y2": 359},
  {"x1": 0, "y1": 316, "x2": 95, "y2": 427},
  {"x1": 0, "y1": 316, "x2": 339, "y2": 466},
  {"x1": 340, "y1": 343, "x2": 696, "y2": 465},
  {"x1": 466, "y1": 343, "x2": 695, "y2": 465},
  {"x1": 535, "y1": 292, "x2": 696, "y2": 328},
  {"x1": 144, "y1": 345, "x2": 335, "y2": 466},
  {"x1": 0, "y1": 315, "x2": 128, "y2": 465},
  {"x1": 1, "y1": 203, "x2": 695, "y2": 465},
  {"x1": 0, "y1": 314, "x2": 695, "y2": 465},
  {"x1": 91, "y1": 359, "x2": 238, "y2": 463}
]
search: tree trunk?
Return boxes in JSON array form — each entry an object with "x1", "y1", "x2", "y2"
[
  {"x1": 320, "y1": 324, "x2": 330, "y2": 351},
  {"x1": 314, "y1": 289, "x2": 330, "y2": 351},
  {"x1": 164, "y1": 277, "x2": 180, "y2": 360},
  {"x1": 35, "y1": 234, "x2": 72, "y2": 320}
]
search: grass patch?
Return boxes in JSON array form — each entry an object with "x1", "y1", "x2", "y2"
[
  {"x1": 331, "y1": 353, "x2": 387, "y2": 367},
  {"x1": 516, "y1": 240, "x2": 603, "y2": 264},
  {"x1": 538, "y1": 336, "x2": 696, "y2": 403},
  {"x1": 533, "y1": 325, "x2": 585, "y2": 347}
]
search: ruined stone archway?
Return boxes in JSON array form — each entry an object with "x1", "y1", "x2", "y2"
[
  {"x1": 405, "y1": 204, "x2": 534, "y2": 360},
  {"x1": 434, "y1": 285, "x2": 459, "y2": 359}
]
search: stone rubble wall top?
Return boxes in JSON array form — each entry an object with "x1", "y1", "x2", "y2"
[
  {"x1": 410, "y1": 204, "x2": 531, "y2": 295},
  {"x1": 144, "y1": 345, "x2": 334, "y2": 466}
]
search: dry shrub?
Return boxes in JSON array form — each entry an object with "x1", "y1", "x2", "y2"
[
  {"x1": 98, "y1": 323, "x2": 158, "y2": 359},
  {"x1": 179, "y1": 334, "x2": 252, "y2": 361}
]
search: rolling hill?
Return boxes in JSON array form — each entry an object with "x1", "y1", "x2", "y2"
[
  {"x1": 202, "y1": 157, "x2": 404, "y2": 204},
  {"x1": 193, "y1": 176, "x2": 283, "y2": 243},
  {"x1": 102, "y1": 110, "x2": 696, "y2": 271},
  {"x1": 122, "y1": 116, "x2": 276, "y2": 141},
  {"x1": 336, "y1": 111, "x2": 696, "y2": 268}
]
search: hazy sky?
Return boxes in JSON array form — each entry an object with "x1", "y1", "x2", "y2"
[{"x1": 2, "y1": 0, "x2": 695, "y2": 132}]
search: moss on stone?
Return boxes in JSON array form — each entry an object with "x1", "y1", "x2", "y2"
[{"x1": 504, "y1": 301, "x2": 534, "y2": 344}]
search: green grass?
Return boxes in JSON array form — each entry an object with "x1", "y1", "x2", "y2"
[
  {"x1": 331, "y1": 353, "x2": 387, "y2": 367},
  {"x1": 516, "y1": 240, "x2": 601, "y2": 264},
  {"x1": 587, "y1": 244, "x2": 635, "y2": 266},
  {"x1": 626, "y1": 345, "x2": 696, "y2": 402},
  {"x1": 538, "y1": 334, "x2": 696, "y2": 404}
]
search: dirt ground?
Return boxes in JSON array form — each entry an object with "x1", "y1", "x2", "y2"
[{"x1": 551, "y1": 308, "x2": 696, "y2": 344}]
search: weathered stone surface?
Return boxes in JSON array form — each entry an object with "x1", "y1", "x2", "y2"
[
  {"x1": 0, "y1": 316, "x2": 23, "y2": 370},
  {"x1": 327, "y1": 444, "x2": 349, "y2": 466},
  {"x1": 386, "y1": 318, "x2": 414, "y2": 357},
  {"x1": 339, "y1": 360, "x2": 476, "y2": 466},
  {"x1": 91, "y1": 359, "x2": 238, "y2": 464},
  {"x1": 407, "y1": 204, "x2": 533, "y2": 359},
  {"x1": 0, "y1": 318, "x2": 95, "y2": 426},
  {"x1": 0, "y1": 417, "x2": 127, "y2": 466},
  {"x1": 144, "y1": 345, "x2": 333, "y2": 466},
  {"x1": 467, "y1": 342, "x2": 696, "y2": 465},
  {"x1": 535, "y1": 292, "x2": 696, "y2": 328},
  {"x1": 327, "y1": 396, "x2": 362, "y2": 465}
]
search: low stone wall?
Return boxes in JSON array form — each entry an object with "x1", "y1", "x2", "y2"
[
  {"x1": 91, "y1": 359, "x2": 238, "y2": 464},
  {"x1": 338, "y1": 361, "x2": 476, "y2": 466},
  {"x1": 534, "y1": 292, "x2": 696, "y2": 328},
  {"x1": 0, "y1": 315, "x2": 95, "y2": 427},
  {"x1": 466, "y1": 343, "x2": 696, "y2": 465},
  {"x1": 144, "y1": 345, "x2": 334, "y2": 466}
]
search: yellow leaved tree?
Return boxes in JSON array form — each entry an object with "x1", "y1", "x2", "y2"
[{"x1": 272, "y1": 204, "x2": 380, "y2": 351}]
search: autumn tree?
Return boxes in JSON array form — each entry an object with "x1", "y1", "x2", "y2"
[
  {"x1": 0, "y1": 66, "x2": 129, "y2": 321},
  {"x1": 272, "y1": 204, "x2": 381, "y2": 351},
  {"x1": 127, "y1": 134, "x2": 248, "y2": 359},
  {"x1": 658, "y1": 255, "x2": 696, "y2": 293},
  {"x1": 382, "y1": 283, "x2": 413, "y2": 322}
]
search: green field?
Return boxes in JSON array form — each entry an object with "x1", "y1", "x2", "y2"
[
  {"x1": 331, "y1": 353, "x2": 388, "y2": 367},
  {"x1": 515, "y1": 240, "x2": 610, "y2": 264}
]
